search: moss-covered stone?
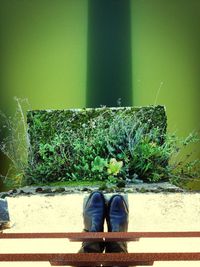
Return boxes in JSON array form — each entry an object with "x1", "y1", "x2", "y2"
[{"x1": 26, "y1": 105, "x2": 167, "y2": 184}]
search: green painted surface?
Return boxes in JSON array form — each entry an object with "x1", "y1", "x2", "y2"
[
  {"x1": 0, "y1": 0, "x2": 88, "y2": 113},
  {"x1": 131, "y1": 0, "x2": 200, "y2": 159}
]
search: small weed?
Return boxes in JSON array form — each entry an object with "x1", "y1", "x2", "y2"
[{"x1": 0, "y1": 98, "x2": 29, "y2": 188}]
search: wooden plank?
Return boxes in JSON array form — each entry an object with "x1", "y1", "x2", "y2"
[
  {"x1": 50, "y1": 260, "x2": 154, "y2": 266},
  {"x1": 0, "y1": 253, "x2": 200, "y2": 264},
  {"x1": 1, "y1": 232, "x2": 200, "y2": 241}
]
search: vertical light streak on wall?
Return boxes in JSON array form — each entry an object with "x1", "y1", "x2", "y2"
[{"x1": 86, "y1": 0, "x2": 132, "y2": 108}]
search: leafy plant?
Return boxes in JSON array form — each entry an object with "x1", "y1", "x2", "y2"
[
  {"x1": 91, "y1": 156, "x2": 107, "y2": 172},
  {"x1": 107, "y1": 158, "x2": 123, "y2": 176},
  {"x1": 165, "y1": 133, "x2": 200, "y2": 185},
  {"x1": 0, "y1": 100, "x2": 200, "y2": 189},
  {"x1": 0, "y1": 98, "x2": 29, "y2": 188},
  {"x1": 91, "y1": 156, "x2": 124, "y2": 187}
]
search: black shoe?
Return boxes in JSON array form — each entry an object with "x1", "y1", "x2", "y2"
[
  {"x1": 106, "y1": 195, "x2": 129, "y2": 253},
  {"x1": 79, "y1": 191, "x2": 106, "y2": 253}
]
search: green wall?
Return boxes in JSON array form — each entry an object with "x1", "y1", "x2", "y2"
[
  {"x1": 131, "y1": 0, "x2": 200, "y2": 158},
  {"x1": 0, "y1": 0, "x2": 88, "y2": 112},
  {"x1": 131, "y1": 0, "x2": 200, "y2": 133},
  {"x1": 0, "y1": 0, "x2": 199, "y2": 180}
]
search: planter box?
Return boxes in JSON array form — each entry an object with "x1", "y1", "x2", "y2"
[{"x1": 26, "y1": 105, "x2": 167, "y2": 183}]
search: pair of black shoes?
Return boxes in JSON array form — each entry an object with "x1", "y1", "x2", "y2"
[{"x1": 79, "y1": 191, "x2": 129, "y2": 254}]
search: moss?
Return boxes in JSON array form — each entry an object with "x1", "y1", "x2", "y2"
[
  {"x1": 180, "y1": 179, "x2": 200, "y2": 191},
  {"x1": 27, "y1": 105, "x2": 166, "y2": 150},
  {"x1": 98, "y1": 182, "x2": 108, "y2": 191},
  {"x1": 139, "y1": 187, "x2": 147, "y2": 193}
]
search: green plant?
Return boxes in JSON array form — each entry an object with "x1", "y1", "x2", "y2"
[
  {"x1": 166, "y1": 133, "x2": 200, "y2": 186},
  {"x1": 91, "y1": 156, "x2": 107, "y2": 172},
  {"x1": 106, "y1": 175, "x2": 118, "y2": 187},
  {"x1": 1, "y1": 101, "x2": 200, "y2": 189},
  {"x1": 107, "y1": 158, "x2": 123, "y2": 175},
  {"x1": 0, "y1": 98, "x2": 29, "y2": 188},
  {"x1": 127, "y1": 127, "x2": 171, "y2": 182},
  {"x1": 26, "y1": 105, "x2": 167, "y2": 184},
  {"x1": 91, "y1": 156, "x2": 124, "y2": 187}
]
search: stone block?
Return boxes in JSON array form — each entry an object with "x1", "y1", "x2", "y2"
[
  {"x1": 0, "y1": 199, "x2": 10, "y2": 230},
  {"x1": 26, "y1": 105, "x2": 167, "y2": 183}
]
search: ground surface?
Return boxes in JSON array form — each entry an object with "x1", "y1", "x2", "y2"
[{"x1": 1, "y1": 192, "x2": 200, "y2": 266}]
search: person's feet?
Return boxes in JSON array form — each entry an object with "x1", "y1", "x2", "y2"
[
  {"x1": 79, "y1": 191, "x2": 106, "y2": 253},
  {"x1": 107, "y1": 195, "x2": 129, "y2": 233},
  {"x1": 79, "y1": 191, "x2": 129, "y2": 266},
  {"x1": 83, "y1": 191, "x2": 106, "y2": 232},
  {"x1": 106, "y1": 195, "x2": 129, "y2": 253}
]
